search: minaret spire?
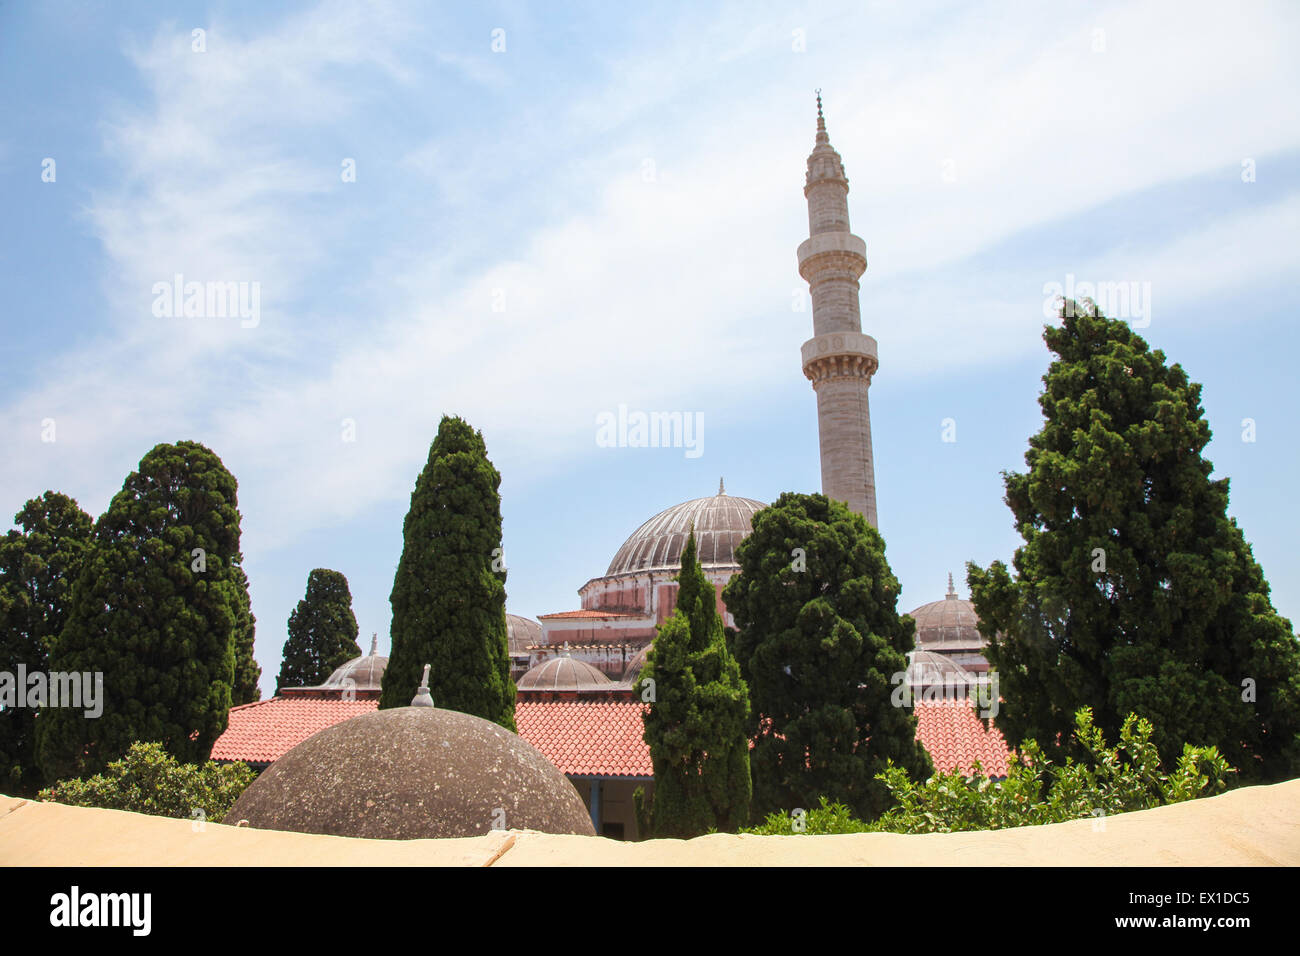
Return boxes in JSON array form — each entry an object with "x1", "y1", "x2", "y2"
[{"x1": 798, "y1": 93, "x2": 879, "y2": 526}]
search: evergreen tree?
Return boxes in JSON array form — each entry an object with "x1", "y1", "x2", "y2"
[
  {"x1": 968, "y1": 300, "x2": 1300, "y2": 781},
  {"x1": 275, "y1": 568, "x2": 360, "y2": 694},
  {"x1": 232, "y1": 566, "x2": 261, "y2": 704},
  {"x1": 0, "y1": 493, "x2": 93, "y2": 795},
  {"x1": 379, "y1": 416, "x2": 515, "y2": 729},
  {"x1": 635, "y1": 529, "x2": 751, "y2": 837},
  {"x1": 722, "y1": 492, "x2": 932, "y2": 821},
  {"x1": 36, "y1": 442, "x2": 245, "y2": 781}
]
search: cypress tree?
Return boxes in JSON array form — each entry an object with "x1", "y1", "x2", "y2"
[
  {"x1": 36, "y1": 441, "x2": 244, "y2": 780},
  {"x1": 379, "y1": 416, "x2": 515, "y2": 730},
  {"x1": 635, "y1": 529, "x2": 751, "y2": 837},
  {"x1": 232, "y1": 566, "x2": 261, "y2": 704},
  {"x1": 275, "y1": 568, "x2": 360, "y2": 694},
  {"x1": 968, "y1": 299, "x2": 1300, "y2": 781},
  {"x1": 0, "y1": 493, "x2": 93, "y2": 795},
  {"x1": 722, "y1": 492, "x2": 932, "y2": 821}
]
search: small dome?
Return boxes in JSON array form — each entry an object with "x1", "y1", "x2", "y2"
[
  {"x1": 518, "y1": 656, "x2": 612, "y2": 691},
  {"x1": 910, "y1": 575, "x2": 985, "y2": 650},
  {"x1": 621, "y1": 645, "x2": 650, "y2": 685},
  {"x1": 320, "y1": 635, "x2": 387, "y2": 691},
  {"x1": 228, "y1": 706, "x2": 595, "y2": 839},
  {"x1": 906, "y1": 650, "x2": 976, "y2": 686},
  {"x1": 606, "y1": 482, "x2": 767, "y2": 577},
  {"x1": 506, "y1": 614, "x2": 542, "y2": 656}
]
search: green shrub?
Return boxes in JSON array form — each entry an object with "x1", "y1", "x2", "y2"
[
  {"x1": 743, "y1": 796, "x2": 871, "y2": 835},
  {"x1": 38, "y1": 741, "x2": 254, "y2": 824},
  {"x1": 742, "y1": 708, "x2": 1234, "y2": 835}
]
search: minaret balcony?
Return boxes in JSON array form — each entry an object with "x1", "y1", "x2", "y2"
[
  {"x1": 801, "y1": 331, "x2": 879, "y2": 384},
  {"x1": 797, "y1": 232, "x2": 867, "y2": 281}
]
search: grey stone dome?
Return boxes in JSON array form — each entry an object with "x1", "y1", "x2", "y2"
[
  {"x1": 621, "y1": 645, "x2": 650, "y2": 685},
  {"x1": 910, "y1": 576, "x2": 986, "y2": 651},
  {"x1": 506, "y1": 614, "x2": 542, "y2": 656},
  {"x1": 606, "y1": 482, "x2": 766, "y2": 577},
  {"x1": 228, "y1": 706, "x2": 595, "y2": 839},
  {"x1": 320, "y1": 635, "x2": 387, "y2": 691},
  {"x1": 518, "y1": 656, "x2": 612, "y2": 691}
]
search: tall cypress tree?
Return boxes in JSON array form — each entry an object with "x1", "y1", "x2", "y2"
[
  {"x1": 232, "y1": 565, "x2": 261, "y2": 704},
  {"x1": 379, "y1": 416, "x2": 515, "y2": 729},
  {"x1": 635, "y1": 529, "x2": 751, "y2": 837},
  {"x1": 968, "y1": 300, "x2": 1300, "y2": 781},
  {"x1": 275, "y1": 568, "x2": 360, "y2": 694},
  {"x1": 0, "y1": 493, "x2": 93, "y2": 795},
  {"x1": 36, "y1": 441, "x2": 245, "y2": 781},
  {"x1": 723, "y1": 492, "x2": 932, "y2": 821}
]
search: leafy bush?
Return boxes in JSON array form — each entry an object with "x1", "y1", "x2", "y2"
[
  {"x1": 743, "y1": 796, "x2": 871, "y2": 835},
  {"x1": 38, "y1": 741, "x2": 255, "y2": 824},
  {"x1": 742, "y1": 708, "x2": 1233, "y2": 835}
]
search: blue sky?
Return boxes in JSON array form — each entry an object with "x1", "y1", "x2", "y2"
[{"x1": 3, "y1": 1, "x2": 1298, "y2": 697}]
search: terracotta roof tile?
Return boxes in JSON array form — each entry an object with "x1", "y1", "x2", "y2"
[
  {"x1": 211, "y1": 697, "x2": 378, "y2": 764},
  {"x1": 914, "y1": 700, "x2": 1012, "y2": 778},
  {"x1": 516, "y1": 700, "x2": 653, "y2": 778},
  {"x1": 212, "y1": 696, "x2": 1011, "y2": 783}
]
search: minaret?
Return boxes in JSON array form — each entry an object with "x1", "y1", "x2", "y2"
[{"x1": 798, "y1": 92, "x2": 879, "y2": 527}]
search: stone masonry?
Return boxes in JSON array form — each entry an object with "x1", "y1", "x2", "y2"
[{"x1": 799, "y1": 94, "x2": 878, "y2": 527}]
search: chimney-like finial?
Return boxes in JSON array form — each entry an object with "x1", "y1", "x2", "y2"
[
  {"x1": 718, "y1": 476, "x2": 725, "y2": 496},
  {"x1": 946, "y1": 572, "x2": 956, "y2": 599},
  {"x1": 369, "y1": 633, "x2": 378, "y2": 656},
  {"x1": 411, "y1": 663, "x2": 435, "y2": 707}
]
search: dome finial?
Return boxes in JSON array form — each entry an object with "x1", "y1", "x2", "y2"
[
  {"x1": 815, "y1": 89, "x2": 827, "y2": 141},
  {"x1": 718, "y1": 476, "x2": 725, "y2": 496},
  {"x1": 946, "y1": 572, "x2": 956, "y2": 599},
  {"x1": 411, "y1": 663, "x2": 435, "y2": 707},
  {"x1": 369, "y1": 632, "x2": 378, "y2": 656}
]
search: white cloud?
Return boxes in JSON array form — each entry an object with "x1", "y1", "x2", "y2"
[{"x1": 4, "y1": 0, "x2": 1299, "y2": 562}]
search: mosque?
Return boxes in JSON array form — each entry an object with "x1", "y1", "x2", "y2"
[{"x1": 214, "y1": 98, "x2": 1011, "y2": 840}]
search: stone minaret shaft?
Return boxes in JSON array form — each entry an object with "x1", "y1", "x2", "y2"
[{"x1": 798, "y1": 94, "x2": 878, "y2": 527}]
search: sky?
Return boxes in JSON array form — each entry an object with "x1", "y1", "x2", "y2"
[{"x1": 3, "y1": 0, "x2": 1298, "y2": 698}]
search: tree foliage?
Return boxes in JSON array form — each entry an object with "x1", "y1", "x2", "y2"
[
  {"x1": 0, "y1": 493, "x2": 93, "y2": 795},
  {"x1": 380, "y1": 416, "x2": 515, "y2": 729},
  {"x1": 232, "y1": 566, "x2": 261, "y2": 705},
  {"x1": 744, "y1": 708, "x2": 1233, "y2": 835},
  {"x1": 634, "y1": 530, "x2": 751, "y2": 837},
  {"x1": 722, "y1": 492, "x2": 932, "y2": 821},
  {"x1": 36, "y1": 441, "x2": 245, "y2": 781},
  {"x1": 275, "y1": 569, "x2": 359, "y2": 694},
  {"x1": 968, "y1": 300, "x2": 1300, "y2": 781},
  {"x1": 39, "y1": 741, "x2": 254, "y2": 824}
]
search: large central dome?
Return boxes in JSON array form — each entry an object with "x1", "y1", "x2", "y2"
[{"x1": 605, "y1": 481, "x2": 767, "y2": 577}]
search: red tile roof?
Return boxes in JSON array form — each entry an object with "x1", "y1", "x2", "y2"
[
  {"x1": 211, "y1": 697, "x2": 378, "y2": 764},
  {"x1": 515, "y1": 700, "x2": 652, "y2": 777},
  {"x1": 914, "y1": 700, "x2": 1012, "y2": 777},
  {"x1": 212, "y1": 696, "x2": 1012, "y2": 781}
]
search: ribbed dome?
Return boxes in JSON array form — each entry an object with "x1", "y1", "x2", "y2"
[
  {"x1": 906, "y1": 650, "x2": 976, "y2": 686},
  {"x1": 910, "y1": 575, "x2": 985, "y2": 650},
  {"x1": 621, "y1": 645, "x2": 650, "y2": 685},
  {"x1": 321, "y1": 636, "x2": 387, "y2": 691},
  {"x1": 518, "y1": 656, "x2": 612, "y2": 691},
  {"x1": 605, "y1": 482, "x2": 766, "y2": 577},
  {"x1": 506, "y1": 614, "x2": 542, "y2": 656}
]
